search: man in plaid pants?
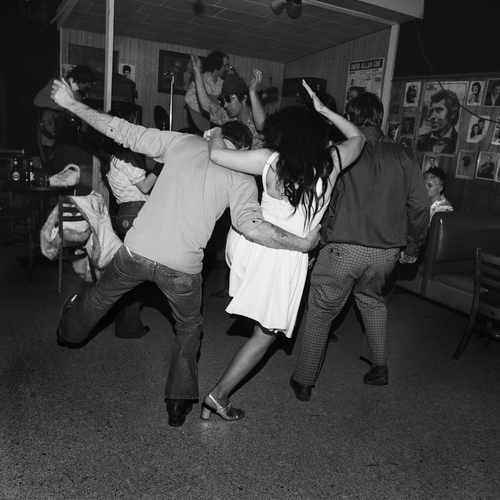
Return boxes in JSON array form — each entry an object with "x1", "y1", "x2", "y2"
[{"x1": 290, "y1": 92, "x2": 430, "y2": 401}]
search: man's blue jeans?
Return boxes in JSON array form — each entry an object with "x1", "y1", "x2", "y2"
[{"x1": 60, "y1": 245, "x2": 203, "y2": 400}]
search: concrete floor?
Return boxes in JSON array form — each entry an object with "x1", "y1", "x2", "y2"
[{"x1": 1, "y1": 242, "x2": 499, "y2": 500}]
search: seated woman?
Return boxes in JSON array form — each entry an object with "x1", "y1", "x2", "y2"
[
  {"x1": 424, "y1": 166, "x2": 453, "y2": 221},
  {"x1": 200, "y1": 81, "x2": 365, "y2": 421},
  {"x1": 99, "y1": 135, "x2": 158, "y2": 338}
]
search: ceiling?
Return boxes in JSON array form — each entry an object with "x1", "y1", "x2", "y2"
[{"x1": 57, "y1": 0, "x2": 420, "y2": 63}]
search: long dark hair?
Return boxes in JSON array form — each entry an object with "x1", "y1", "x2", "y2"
[{"x1": 262, "y1": 106, "x2": 337, "y2": 224}]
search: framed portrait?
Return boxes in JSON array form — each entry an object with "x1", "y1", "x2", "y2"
[
  {"x1": 483, "y1": 79, "x2": 500, "y2": 106},
  {"x1": 416, "y1": 81, "x2": 468, "y2": 156},
  {"x1": 158, "y1": 50, "x2": 192, "y2": 94},
  {"x1": 404, "y1": 82, "x2": 420, "y2": 107},
  {"x1": 466, "y1": 80, "x2": 485, "y2": 106},
  {"x1": 456, "y1": 150, "x2": 476, "y2": 179},
  {"x1": 401, "y1": 116, "x2": 415, "y2": 135},
  {"x1": 466, "y1": 115, "x2": 490, "y2": 144},
  {"x1": 476, "y1": 151, "x2": 499, "y2": 181},
  {"x1": 387, "y1": 122, "x2": 400, "y2": 141},
  {"x1": 491, "y1": 118, "x2": 500, "y2": 146},
  {"x1": 422, "y1": 155, "x2": 439, "y2": 173}
]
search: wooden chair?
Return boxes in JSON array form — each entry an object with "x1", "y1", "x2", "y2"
[
  {"x1": 28, "y1": 195, "x2": 97, "y2": 293},
  {"x1": 453, "y1": 248, "x2": 500, "y2": 359}
]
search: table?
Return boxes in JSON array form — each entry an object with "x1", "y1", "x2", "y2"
[{"x1": 7, "y1": 182, "x2": 74, "y2": 228}]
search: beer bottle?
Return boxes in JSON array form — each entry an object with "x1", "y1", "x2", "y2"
[
  {"x1": 11, "y1": 158, "x2": 21, "y2": 183},
  {"x1": 28, "y1": 158, "x2": 35, "y2": 186}
]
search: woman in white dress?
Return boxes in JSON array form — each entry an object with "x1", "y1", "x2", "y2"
[{"x1": 201, "y1": 81, "x2": 365, "y2": 421}]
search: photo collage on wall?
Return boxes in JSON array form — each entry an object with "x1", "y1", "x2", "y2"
[{"x1": 389, "y1": 78, "x2": 500, "y2": 183}]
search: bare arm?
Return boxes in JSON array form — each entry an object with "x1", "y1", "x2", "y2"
[
  {"x1": 134, "y1": 172, "x2": 158, "y2": 194},
  {"x1": 51, "y1": 79, "x2": 113, "y2": 135},
  {"x1": 191, "y1": 55, "x2": 213, "y2": 115},
  {"x1": 208, "y1": 127, "x2": 271, "y2": 175},
  {"x1": 302, "y1": 80, "x2": 365, "y2": 174},
  {"x1": 248, "y1": 70, "x2": 267, "y2": 131},
  {"x1": 246, "y1": 221, "x2": 320, "y2": 253}
]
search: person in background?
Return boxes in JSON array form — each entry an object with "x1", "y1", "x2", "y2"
[
  {"x1": 34, "y1": 65, "x2": 96, "y2": 165},
  {"x1": 290, "y1": 92, "x2": 429, "y2": 401},
  {"x1": 191, "y1": 55, "x2": 266, "y2": 148},
  {"x1": 98, "y1": 130, "x2": 159, "y2": 339},
  {"x1": 184, "y1": 50, "x2": 230, "y2": 132},
  {"x1": 424, "y1": 166, "x2": 453, "y2": 221}
]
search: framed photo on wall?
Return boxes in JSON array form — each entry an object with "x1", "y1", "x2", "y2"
[
  {"x1": 456, "y1": 150, "x2": 476, "y2": 179},
  {"x1": 476, "y1": 151, "x2": 498, "y2": 180},
  {"x1": 422, "y1": 155, "x2": 439, "y2": 173},
  {"x1": 416, "y1": 81, "x2": 468, "y2": 156},
  {"x1": 158, "y1": 50, "x2": 192, "y2": 94}
]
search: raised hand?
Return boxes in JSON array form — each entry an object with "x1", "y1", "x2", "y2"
[
  {"x1": 191, "y1": 55, "x2": 203, "y2": 75},
  {"x1": 302, "y1": 79, "x2": 326, "y2": 114},
  {"x1": 51, "y1": 79, "x2": 76, "y2": 109},
  {"x1": 249, "y1": 70, "x2": 263, "y2": 93}
]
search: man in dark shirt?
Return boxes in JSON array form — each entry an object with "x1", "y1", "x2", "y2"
[{"x1": 290, "y1": 93, "x2": 429, "y2": 401}]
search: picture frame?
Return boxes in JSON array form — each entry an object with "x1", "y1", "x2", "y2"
[
  {"x1": 476, "y1": 151, "x2": 498, "y2": 181},
  {"x1": 416, "y1": 81, "x2": 468, "y2": 157},
  {"x1": 422, "y1": 154, "x2": 439, "y2": 173},
  {"x1": 158, "y1": 50, "x2": 193, "y2": 94},
  {"x1": 456, "y1": 150, "x2": 476, "y2": 179}
]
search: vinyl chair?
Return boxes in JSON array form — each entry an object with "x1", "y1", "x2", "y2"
[
  {"x1": 453, "y1": 248, "x2": 500, "y2": 359},
  {"x1": 28, "y1": 195, "x2": 97, "y2": 293}
]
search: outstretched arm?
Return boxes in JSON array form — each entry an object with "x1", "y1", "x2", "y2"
[
  {"x1": 248, "y1": 70, "x2": 266, "y2": 132},
  {"x1": 208, "y1": 127, "x2": 271, "y2": 175},
  {"x1": 302, "y1": 80, "x2": 365, "y2": 174},
  {"x1": 51, "y1": 79, "x2": 113, "y2": 135}
]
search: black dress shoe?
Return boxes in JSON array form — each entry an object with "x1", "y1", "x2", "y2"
[
  {"x1": 57, "y1": 294, "x2": 80, "y2": 346},
  {"x1": 363, "y1": 365, "x2": 388, "y2": 386},
  {"x1": 166, "y1": 399, "x2": 193, "y2": 427},
  {"x1": 289, "y1": 376, "x2": 313, "y2": 402}
]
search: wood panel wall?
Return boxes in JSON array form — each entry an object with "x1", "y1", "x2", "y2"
[
  {"x1": 61, "y1": 29, "x2": 285, "y2": 132},
  {"x1": 282, "y1": 29, "x2": 392, "y2": 114},
  {"x1": 389, "y1": 77, "x2": 500, "y2": 213}
]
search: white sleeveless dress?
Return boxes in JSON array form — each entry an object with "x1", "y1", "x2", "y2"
[{"x1": 225, "y1": 151, "x2": 330, "y2": 337}]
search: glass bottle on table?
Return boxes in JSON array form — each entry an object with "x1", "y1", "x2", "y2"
[
  {"x1": 11, "y1": 158, "x2": 21, "y2": 184},
  {"x1": 28, "y1": 158, "x2": 35, "y2": 186}
]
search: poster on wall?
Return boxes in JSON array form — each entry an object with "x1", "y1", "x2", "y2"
[
  {"x1": 404, "y1": 82, "x2": 421, "y2": 107},
  {"x1": 476, "y1": 151, "x2": 498, "y2": 180},
  {"x1": 466, "y1": 80, "x2": 485, "y2": 106},
  {"x1": 483, "y1": 79, "x2": 500, "y2": 106},
  {"x1": 466, "y1": 115, "x2": 490, "y2": 144},
  {"x1": 387, "y1": 122, "x2": 400, "y2": 141},
  {"x1": 345, "y1": 58, "x2": 384, "y2": 112},
  {"x1": 456, "y1": 150, "x2": 476, "y2": 179},
  {"x1": 422, "y1": 155, "x2": 439, "y2": 173},
  {"x1": 416, "y1": 81, "x2": 468, "y2": 156},
  {"x1": 491, "y1": 118, "x2": 500, "y2": 145},
  {"x1": 68, "y1": 44, "x2": 118, "y2": 73}
]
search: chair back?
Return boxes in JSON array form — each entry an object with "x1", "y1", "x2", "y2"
[
  {"x1": 476, "y1": 248, "x2": 500, "y2": 294},
  {"x1": 58, "y1": 196, "x2": 91, "y2": 248}
]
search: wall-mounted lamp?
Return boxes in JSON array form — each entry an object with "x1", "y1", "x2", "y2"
[{"x1": 270, "y1": 0, "x2": 302, "y2": 20}]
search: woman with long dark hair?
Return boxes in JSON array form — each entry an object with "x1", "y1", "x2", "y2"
[{"x1": 201, "y1": 81, "x2": 365, "y2": 421}]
